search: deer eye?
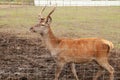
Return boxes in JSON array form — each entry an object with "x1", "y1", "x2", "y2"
[{"x1": 41, "y1": 18, "x2": 45, "y2": 20}]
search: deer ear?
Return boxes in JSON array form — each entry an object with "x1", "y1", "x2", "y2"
[{"x1": 46, "y1": 16, "x2": 52, "y2": 24}]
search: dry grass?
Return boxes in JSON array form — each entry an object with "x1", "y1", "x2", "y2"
[{"x1": 0, "y1": 6, "x2": 120, "y2": 48}]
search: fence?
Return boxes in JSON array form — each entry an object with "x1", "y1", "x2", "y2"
[
  {"x1": 0, "y1": 0, "x2": 120, "y2": 6},
  {"x1": 34, "y1": 0, "x2": 120, "y2": 6}
]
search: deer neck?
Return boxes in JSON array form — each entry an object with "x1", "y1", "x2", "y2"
[{"x1": 42, "y1": 27, "x2": 60, "y2": 51}]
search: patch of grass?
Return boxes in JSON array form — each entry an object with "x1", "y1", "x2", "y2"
[{"x1": 0, "y1": 6, "x2": 120, "y2": 48}]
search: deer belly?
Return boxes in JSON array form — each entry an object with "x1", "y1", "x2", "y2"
[
  {"x1": 64, "y1": 53, "x2": 94, "y2": 63},
  {"x1": 72, "y1": 57, "x2": 93, "y2": 63}
]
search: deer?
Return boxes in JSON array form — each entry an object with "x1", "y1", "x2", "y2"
[{"x1": 30, "y1": 6, "x2": 114, "y2": 80}]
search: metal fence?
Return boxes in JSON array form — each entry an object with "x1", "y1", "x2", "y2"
[{"x1": 34, "y1": 0, "x2": 120, "y2": 6}]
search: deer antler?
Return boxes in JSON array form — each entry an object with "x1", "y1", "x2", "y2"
[
  {"x1": 47, "y1": 5, "x2": 56, "y2": 18},
  {"x1": 39, "y1": 6, "x2": 47, "y2": 18},
  {"x1": 46, "y1": 5, "x2": 57, "y2": 23}
]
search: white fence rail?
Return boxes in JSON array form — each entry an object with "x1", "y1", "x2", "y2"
[{"x1": 34, "y1": 0, "x2": 120, "y2": 6}]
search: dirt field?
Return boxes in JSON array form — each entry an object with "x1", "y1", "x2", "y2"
[{"x1": 0, "y1": 32, "x2": 120, "y2": 80}]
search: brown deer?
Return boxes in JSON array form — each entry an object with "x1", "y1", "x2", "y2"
[{"x1": 30, "y1": 6, "x2": 114, "y2": 80}]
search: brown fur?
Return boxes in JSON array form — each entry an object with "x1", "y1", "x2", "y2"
[{"x1": 30, "y1": 6, "x2": 114, "y2": 80}]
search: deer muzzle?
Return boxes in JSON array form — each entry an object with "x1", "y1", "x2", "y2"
[{"x1": 30, "y1": 27, "x2": 36, "y2": 33}]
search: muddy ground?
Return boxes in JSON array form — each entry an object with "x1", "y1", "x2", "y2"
[{"x1": 0, "y1": 33, "x2": 120, "y2": 80}]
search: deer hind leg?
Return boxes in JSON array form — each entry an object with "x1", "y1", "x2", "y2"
[
  {"x1": 93, "y1": 67, "x2": 104, "y2": 80},
  {"x1": 71, "y1": 63, "x2": 79, "y2": 80},
  {"x1": 54, "y1": 62, "x2": 65, "y2": 80},
  {"x1": 96, "y1": 58, "x2": 114, "y2": 80}
]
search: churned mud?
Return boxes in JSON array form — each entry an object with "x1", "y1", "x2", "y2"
[{"x1": 0, "y1": 33, "x2": 120, "y2": 80}]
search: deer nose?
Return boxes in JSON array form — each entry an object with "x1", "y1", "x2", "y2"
[
  {"x1": 30, "y1": 27, "x2": 36, "y2": 32},
  {"x1": 30, "y1": 27, "x2": 33, "y2": 32},
  {"x1": 30, "y1": 27, "x2": 33, "y2": 30}
]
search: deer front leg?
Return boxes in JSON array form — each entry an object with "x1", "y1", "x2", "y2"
[
  {"x1": 71, "y1": 63, "x2": 79, "y2": 80},
  {"x1": 54, "y1": 62, "x2": 65, "y2": 80}
]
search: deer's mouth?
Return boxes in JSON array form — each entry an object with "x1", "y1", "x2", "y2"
[{"x1": 31, "y1": 30, "x2": 36, "y2": 33}]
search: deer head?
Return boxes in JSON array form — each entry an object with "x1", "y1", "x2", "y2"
[{"x1": 30, "y1": 6, "x2": 56, "y2": 36}]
